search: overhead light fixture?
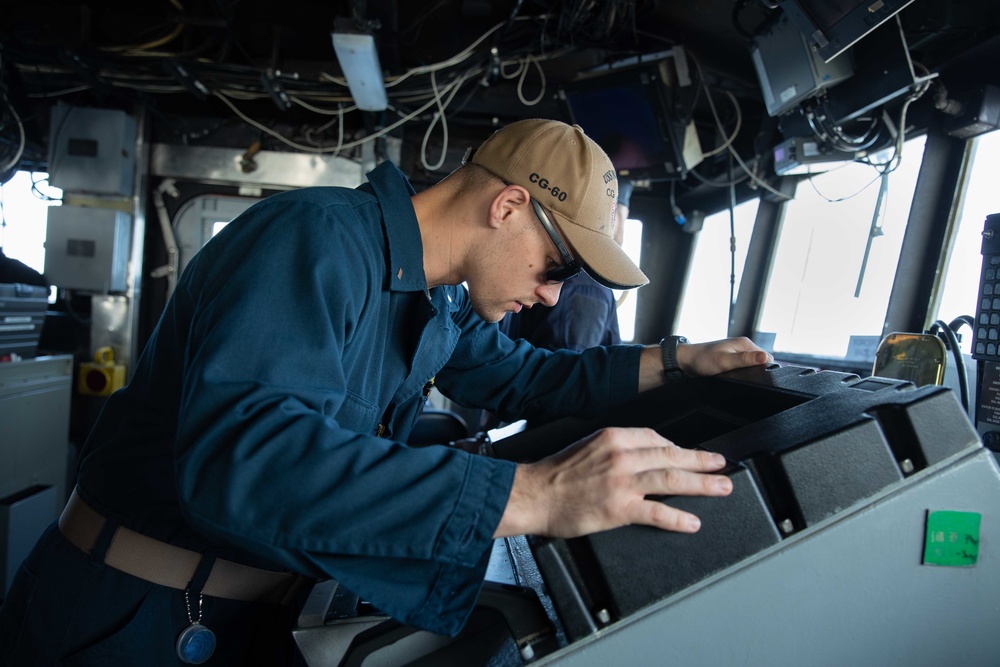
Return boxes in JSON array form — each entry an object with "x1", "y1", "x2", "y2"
[{"x1": 332, "y1": 31, "x2": 388, "y2": 112}]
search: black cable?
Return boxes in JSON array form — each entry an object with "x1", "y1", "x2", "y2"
[
  {"x1": 930, "y1": 319, "x2": 970, "y2": 414},
  {"x1": 950, "y1": 315, "x2": 975, "y2": 333},
  {"x1": 687, "y1": 163, "x2": 750, "y2": 188},
  {"x1": 728, "y1": 151, "x2": 737, "y2": 331},
  {"x1": 947, "y1": 314, "x2": 976, "y2": 420},
  {"x1": 731, "y1": 0, "x2": 755, "y2": 40}
]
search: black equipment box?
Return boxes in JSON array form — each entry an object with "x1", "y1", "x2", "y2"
[
  {"x1": 0, "y1": 283, "x2": 49, "y2": 359},
  {"x1": 491, "y1": 364, "x2": 981, "y2": 640}
]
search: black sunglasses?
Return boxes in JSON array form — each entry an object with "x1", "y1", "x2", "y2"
[{"x1": 529, "y1": 198, "x2": 581, "y2": 285}]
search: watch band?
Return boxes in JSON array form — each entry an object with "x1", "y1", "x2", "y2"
[{"x1": 659, "y1": 335, "x2": 688, "y2": 383}]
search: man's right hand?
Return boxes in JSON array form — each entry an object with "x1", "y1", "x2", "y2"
[{"x1": 493, "y1": 426, "x2": 733, "y2": 539}]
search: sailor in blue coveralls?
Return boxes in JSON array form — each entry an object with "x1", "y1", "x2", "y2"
[{"x1": 0, "y1": 119, "x2": 771, "y2": 666}]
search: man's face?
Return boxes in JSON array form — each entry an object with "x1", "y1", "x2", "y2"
[{"x1": 465, "y1": 210, "x2": 564, "y2": 323}]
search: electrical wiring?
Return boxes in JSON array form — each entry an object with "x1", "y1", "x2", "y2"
[
  {"x1": 805, "y1": 101, "x2": 882, "y2": 154},
  {"x1": 210, "y1": 60, "x2": 476, "y2": 157},
  {"x1": 728, "y1": 152, "x2": 738, "y2": 326},
  {"x1": 380, "y1": 15, "x2": 542, "y2": 91},
  {"x1": 29, "y1": 174, "x2": 60, "y2": 201},
  {"x1": 9, "y1": 6, "x2": 539, "y2": 107},
  {"x1": 500, "y1": 53, "x2": 546, "y2": 106},
  {"x1": 806, "y1": 70, "x2": 930, "y2": 204},
  {"x1": 214, "y1": 91, "x2": 354, "y2": 154},
  {"x1": 852, "y1": 19, "x2": 932, "y2": 176},
  {"x1": 421, "y1": 69, "x2": 453, "y2": 171},
  {"x1": 860, "y1": 81, "x2": 929, "y2": 175},
  {"x1": 950, "y1": 315, "x2": 975, "y2": 332},
  {"x1": 832, "y1": 115, "x2": 880, "y2": 149},
  {"x1": 731, "y1": 0, "x2": 757, "y2": 41},
  {"x1": 687, "y1": 161, "x2": 751, "y2": 188},
  {"x1": 700, "y1": 90, "x2": 742, "y2": 158},
  {"x1": 559, "y1": 0, "x2": 640, "y2": 45},
  {"x1": 160, "y1": 12, "x2": 550, "y2": 159},
  {"x1": 707, "y1": 100, "x2": 788, "y2": 199},
  {"x1": 220, "y1": 14, "x2": 560, "y2": 160},
  {"x1": 930, "y1": 318, "x2": 971, "y2": 415},
  {"x1": 101, "y1": 24, "x2": 186, "y2": 55},
  {"x1": 805, "y1": 168, "x2": 884, "y2": 203},
  {"x1": 2, "y1": 3, "x2": 655, "y2": 173},
  {"x1": 290, "y1": 97, "x2": 357, "y2": 115},
  {"x1": 214, "y1": 63, "x2": 480, "y2": 156},
  {"x1": 0, "y1": 47, "x2": 27, "y2": 178},
  {"x1": 0, "y1": 95, "x2": 26, "y2": 175},
  {"x1": 691, "y1": 54, "x2": 791, "y2": 201},
  {"x1": 100, "y1": 0, "x2": 187, "y2": 54},
  {"x1": 304, "y1": 104, "x2": 346, "y2": 152}
]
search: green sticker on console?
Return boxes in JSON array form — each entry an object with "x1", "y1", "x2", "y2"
[{"x1": 923, "y1": 511, "x2": 981, "y2": 566}]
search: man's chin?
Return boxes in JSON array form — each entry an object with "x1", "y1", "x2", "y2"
[{"x1": 471, "y1": 302, "x2": 505, "y2": 323}]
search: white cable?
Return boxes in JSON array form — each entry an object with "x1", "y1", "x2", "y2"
[
  {"x1": 320, "y1": 72, "x2": 349, "y2": 86},
  {"x1": 321, "y1": 14, "x2": 546, "y2": 92},
  {"x1": 695, "y1": 56, "x2": 791, "y2": 200},
  {"x1": 420, "y1": 70, "x2": 450, "y2": 171},
  {"x1": 515, "y1": 54, "x2": 545, "y2": 106},
  {"x1": 701, "y1": 90, "x2": 741, "y2": 158},
  {"x1": 384, "y1": 16, "x2": 536, "y2": 89},
  {"x1": 317, "y1": 17, "x2": 519, "y2": 89},
  {"x1": 500, "y1": 57, "x2": 525, "y2": 80},
  {"x1": 215, "y1": 71, "x2": 476, "y2": 155},
  {"x1": 305, "y1": 104, "x2": 346, "y2": 153},
  {"x1": 860, "y1": 77, "x2": 930, "y2": 173},
  {"x1": 291, "y1": 96, "x2": 357, "y2": 115},
  {"x1": 420, "y1": 68, "x2": 478, "y2": 171}
]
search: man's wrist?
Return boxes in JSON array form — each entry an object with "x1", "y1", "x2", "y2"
[{"x1": 659, "y1": 335, "x2": 688, "y2": 383}]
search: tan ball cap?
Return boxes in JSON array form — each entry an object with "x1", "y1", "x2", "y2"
[{"x1": 470, "y1": 118, "x2": 649, "y2": 289}]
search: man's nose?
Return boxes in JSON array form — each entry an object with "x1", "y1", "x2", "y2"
[{"x1": 535, "y1": 282, "x2": 562, "y2": 308}]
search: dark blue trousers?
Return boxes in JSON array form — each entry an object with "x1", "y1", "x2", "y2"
[{"x1": 0, "y1": 523, "x2": 309, "y2": 666}]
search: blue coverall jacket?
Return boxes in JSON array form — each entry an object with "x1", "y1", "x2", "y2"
[{"x1": 16, "y1": 162, "x2": 644, "y2": 651}]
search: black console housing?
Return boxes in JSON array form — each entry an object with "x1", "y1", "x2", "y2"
[{"x1": 491, "y1": 365, "x2": 980, "y2": 638}]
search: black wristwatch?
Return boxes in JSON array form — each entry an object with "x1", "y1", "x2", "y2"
[{"x1": 659, "y1": 335, "x2": 688, "y2": 383}]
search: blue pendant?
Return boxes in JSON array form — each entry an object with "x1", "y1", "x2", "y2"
[{"x1": 176, "y1": 622, "x2": 217, "y2": 664}]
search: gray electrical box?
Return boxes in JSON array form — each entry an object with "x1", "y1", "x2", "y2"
[
  {"x1": 47, "y1": 105, "x2": 137, "y2": 196},
  {"x1": 751, "y1": 12, "x2": 854, "y2": 117},
  {"x1": 773, "y1": 136, "x2": 857, "y2": 175},
  {"x1": 44, "y1": 205, "x2": 132, "y2": 293}
]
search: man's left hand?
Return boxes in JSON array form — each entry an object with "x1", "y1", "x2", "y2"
[{"x1": 676, "y1": 336, "x2": 773, "y2": 377}]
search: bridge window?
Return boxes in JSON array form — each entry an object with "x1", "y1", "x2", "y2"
[
  {"x1": 933, "y1": 130, "x2": 1000, "y2": 353},
  {"x1": 756, "y1": 135, "x2": 927, "y2": 359},
  {"x1": 614, "y1": 217, "x2": 644, "y2": 342},
  {"x1": 0, "y1": 171, "x2": 61, "y2": 281},
  {"x1": 675, "y1": 199, "x2": 760, "y2": 343}
]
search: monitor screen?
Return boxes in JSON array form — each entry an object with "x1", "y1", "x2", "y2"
[
  {"x1": 565, "y1": 84, "x2": 666, "y2": 172},
  {"x1": 562, "y1": 65, "x2": 688, "y2": 181}
]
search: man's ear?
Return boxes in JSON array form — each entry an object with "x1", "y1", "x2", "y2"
[{"x1": 488, "y1": 184, "x2": 531, "y2": 229}]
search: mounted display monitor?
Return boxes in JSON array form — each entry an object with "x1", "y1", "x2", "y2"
[
  {"x1": 780, "y1": 0, "x2": 917, "y2": 62},
  {"x1": 560, "y1": 62, "x2": 698, "y2": 182}
]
